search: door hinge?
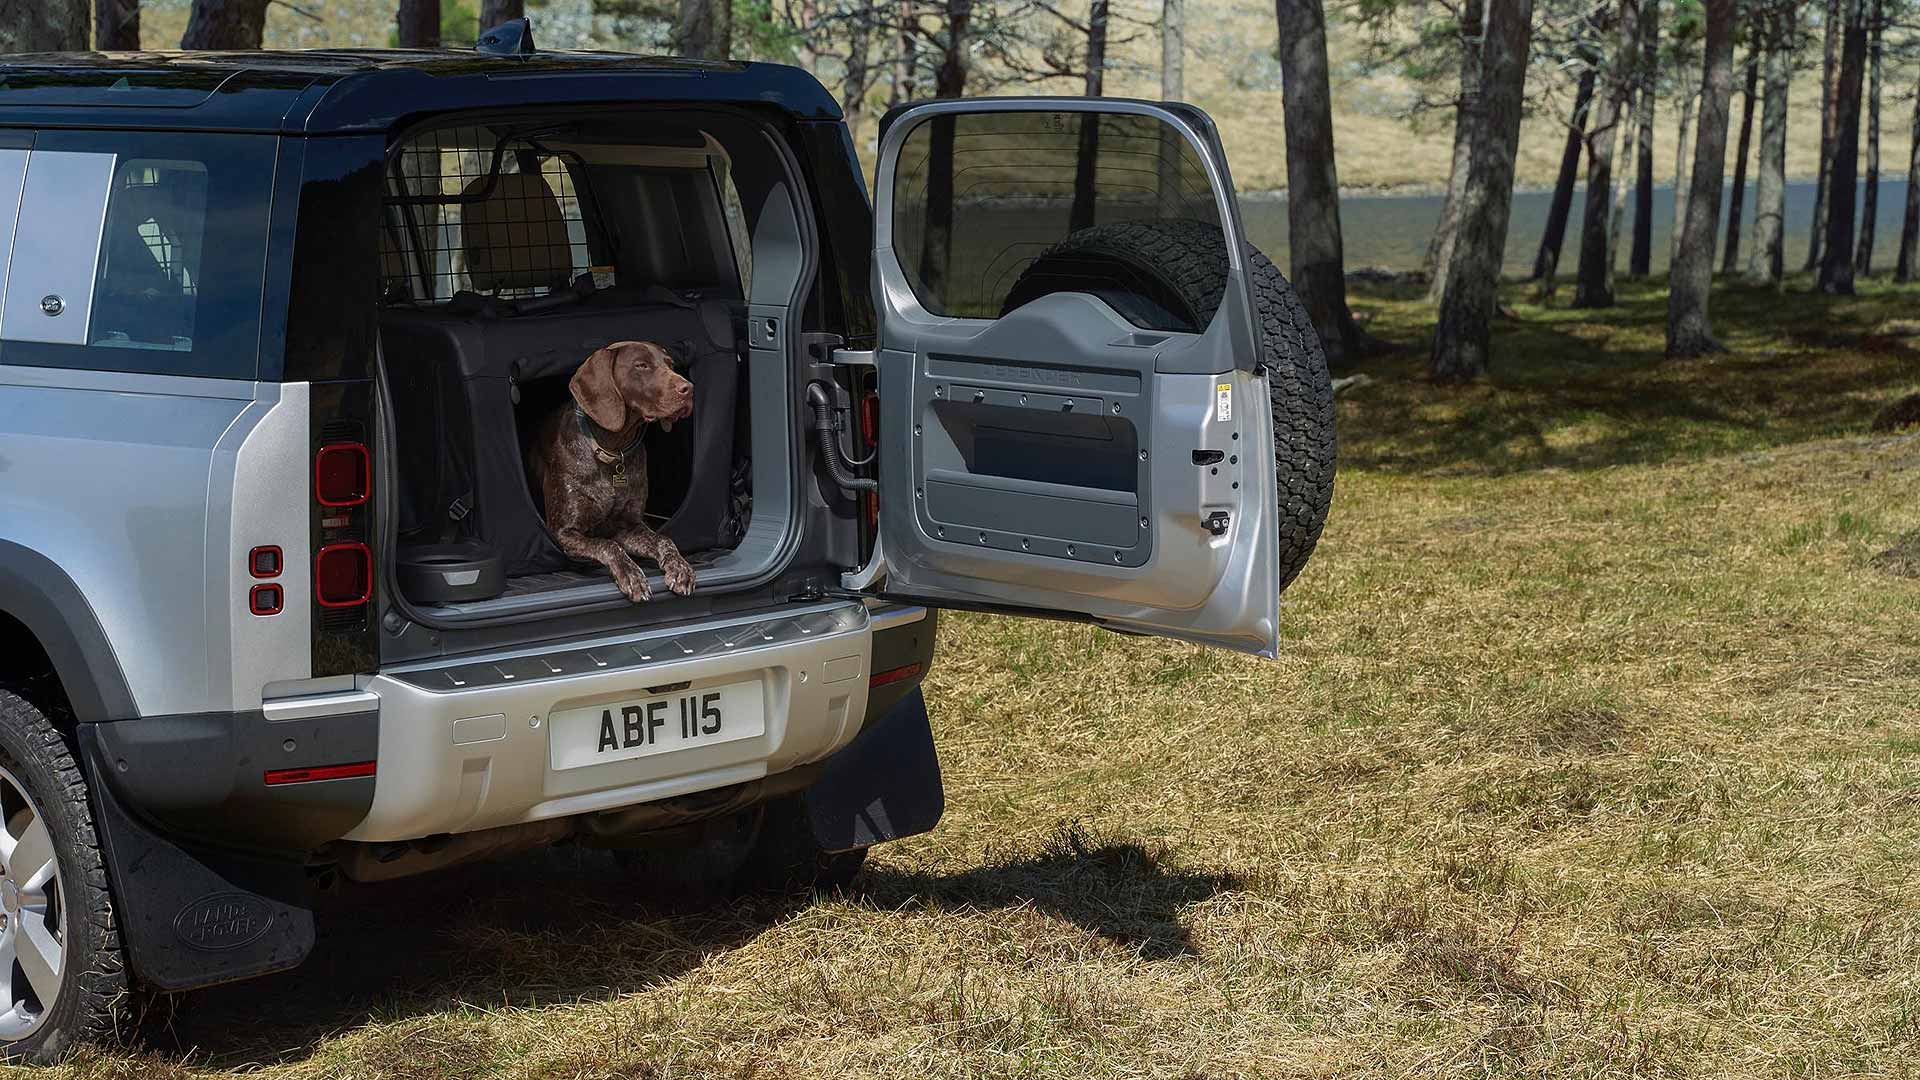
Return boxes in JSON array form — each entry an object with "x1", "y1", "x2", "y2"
[{"x1": 1203, "y1": 511, "x2": 1231, "y2": 536}]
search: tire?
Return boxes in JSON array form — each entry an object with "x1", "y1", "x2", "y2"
[
  {"x1": 614, "y1": 794, "x2": 866, "y2": 903},
  {"x1": 0, "y1": 691, "x2": 125, "y2": 1064},
  {"x1": 1003, "y1": 220, "x2": 1336, "y2": 592}
]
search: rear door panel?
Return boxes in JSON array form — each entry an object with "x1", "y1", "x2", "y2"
[{"x1": 866, "y1": 99, "x2": 1283, "y2": 656}]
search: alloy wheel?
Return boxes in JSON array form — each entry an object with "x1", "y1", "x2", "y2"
[{"x1": 0, "y1": 764, "x2": 64, "y2": 1042}]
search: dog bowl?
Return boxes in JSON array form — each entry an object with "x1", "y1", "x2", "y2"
[{"x1": 398, "y1": 539, "x2": 506, "y2": 604}]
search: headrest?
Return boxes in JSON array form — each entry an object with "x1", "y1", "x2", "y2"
[{"x1": 460, "y1": 170, "x2": 574, "y2": 293}]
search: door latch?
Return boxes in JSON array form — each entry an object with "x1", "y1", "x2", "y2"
[{"x1": 1203, "y1": 511, "x2": 1230, "y2": 536}]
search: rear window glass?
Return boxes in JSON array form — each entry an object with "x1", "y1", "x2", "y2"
[{"x1": 890, "y1": 110, "x2": 1223, "y2": 318}]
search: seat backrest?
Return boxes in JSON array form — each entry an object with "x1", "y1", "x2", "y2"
[{"x1": 461, "y1": 171, "x2": 575, "y2": 294}]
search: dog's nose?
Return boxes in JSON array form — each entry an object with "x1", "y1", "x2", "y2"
[{"x1": 676, "y1": 381, "x2": 693, "y2": 398}]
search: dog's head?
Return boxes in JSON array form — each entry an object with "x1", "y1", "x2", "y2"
[{"x1": 569, "y1": 340, "x2": 694, "y2": 433}]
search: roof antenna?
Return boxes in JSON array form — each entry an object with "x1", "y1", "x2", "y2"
[{"x1": 475, "y1": 16, "x2": 536, "y2": 56}]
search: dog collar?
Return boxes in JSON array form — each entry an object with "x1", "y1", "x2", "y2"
[{"x1": 574, "y1": 406, "x2": 647, "y2": 466}]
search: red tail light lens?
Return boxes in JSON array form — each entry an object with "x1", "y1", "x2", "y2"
[
  {"x1": 314, "y1": 542, "x2": 372, "y2": 607},
  {"x1": 265, "y1": 760, "x2": 376, "y2": 785},
  {"x1": 860, "y1": 391, "x2": 880, "y2": 531},
  {"x1": 315, "y1": 443, "x2": 370, "y2": 507},
  {"x1": 248, "y1": 583, "x2": 283, "y2": 616}
]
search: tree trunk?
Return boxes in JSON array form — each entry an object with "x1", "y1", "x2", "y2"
[
  {"x1": 1605, "y1": 86, "x2": 1635, "y2": 276},
  {"x1": 673, "y1": 0, "x2": 732, "y2": 59},
  {"x1": 1607, "y1": 84, "x2": 1635, "y2": 293},
  {"x1": 1629, "y1": 0, "x2": 1659, "y2": 277},
  {"x1": 397, "y1": 0, "x2": 439, "y2": 47},
  {"x1": 96, "y1": 0, "x2": 141, "y2": 49},
  {"x1": 1162, "y1": 0, "x2": 1183, "y2": 99},
  {"x1": 1275, "y1": 0, "x2": 1367, "y2": 366},
  {"x1": 841, "y1": 17, "x2": 872, "y2": 122},
  {"x1": 1669, "y1": 88, "x2": 1695, "y2": 270},
  {"x1": 1430, "y1": 0, "x2": 1535, "y2": 382},
  {"x1": 1665, "y1": 0, "x2": 1737, "y2": 358},
  {"x1": 1532, "y1": 66, "x2": 1593, "y2": 284},
  {"x1": 891, "y1": 0, "x2": 916, "y2": 107},
  {"x1": 1159, "y1": 0, "x2": 1185, "y2": 207},
  {"x1": 934, "y1": 0, "x2": 971, "y2": 97},
  {"x1": 920, "y1": 115, "x2": 955, "y2": 298},
  {"x1": 1897, "y1": 71, "x2": 1920, "y2": 282},
  {"x1": 1425, "y1": 0, "x2": 1484, "y2": 302},
  {"x1": 1572, "y1": 0, "x2": 1640, "y2": 308},
  {"x1": 1070, "y1": 0, "x2": 1109, "y2": 232},
  {"x1": 1818, "y1": 0, "x2": 1867, "y2": 293},
  {"x1": 480, "y1": 0, "x2": 524, "y2": 27},
  {"x1": 1747, "y1": 6, "x2": 1793, "y2": 286},
  {"x1": 1722, "y1": 56, "x2": 1757, "y2": 273},
  {"x1": 1854, "y1": 0, "x2": 1882, "y2": 276},
  {"x1": 181, "y1": 0, "x2": 271, "y2": 48},
  {"x1": 1806, "y1": 0, "x2": 1843, "y2": 272},
  {"x1": 0, "y1": 0, "x2": 86, "y2": 50}
]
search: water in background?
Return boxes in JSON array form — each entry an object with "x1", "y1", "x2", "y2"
[{"x1": 1241, "y1": 180, "x2": 1902, "y2": 276}]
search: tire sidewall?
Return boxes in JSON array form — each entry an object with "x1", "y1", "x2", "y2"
[{"x1": 0, "y1": 693, "x2": 122, "y2": 1065}]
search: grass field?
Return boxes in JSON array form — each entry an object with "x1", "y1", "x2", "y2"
[{"x1": 29, "y1": 277, "x2": 1920, "y2": 1078}]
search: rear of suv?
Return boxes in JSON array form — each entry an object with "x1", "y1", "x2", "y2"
[{"x1": 0, "y1": 29, "x2": 1332, "y2": 1062}]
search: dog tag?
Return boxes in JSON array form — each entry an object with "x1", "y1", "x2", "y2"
[{"x1": 611, "y1": 462, "x2": 628, "y2": 487}]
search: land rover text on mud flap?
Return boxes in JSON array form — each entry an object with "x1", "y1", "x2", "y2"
[{"x1": 0, "y1": 24, "x2": 1333, "y2": 1061}]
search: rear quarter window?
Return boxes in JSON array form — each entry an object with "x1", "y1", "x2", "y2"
[{"x1": 0, "y1": 130, "x2": 275, "y2": 380}]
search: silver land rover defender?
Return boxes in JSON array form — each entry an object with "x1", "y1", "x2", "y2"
[{"x1": 0, "y1": 25, "x2": 1332, "y2": 1062}]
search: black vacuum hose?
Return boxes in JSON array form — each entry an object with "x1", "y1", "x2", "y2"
[{"x1": 806, "y1": 381, "x2": 878, "y2": 492}]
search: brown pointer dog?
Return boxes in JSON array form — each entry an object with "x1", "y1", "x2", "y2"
[{"x1": 530, "y1": 341, "x2": 696, "y2": 602}]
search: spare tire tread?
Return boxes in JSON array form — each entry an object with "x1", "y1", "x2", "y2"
[{"x1": 1007, "y1": 220, "x2": 1335, "y2": 592}]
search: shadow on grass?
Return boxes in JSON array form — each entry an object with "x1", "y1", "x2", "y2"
[
  {"x1": 858, "y1": 823, "x2": 1243, "y2": 961},
  {"x1": 129, "y1": 845, "x2": 764, "y2": 1067},
  {"x1": 127, "y1": 825, "x2": 1233, "y2": 1068},
  {"x1": 1340, "y1": 276, "x2": 1920, "y2": 476}
]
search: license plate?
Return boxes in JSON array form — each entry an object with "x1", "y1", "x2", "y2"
[{"x1": 548, "y1": 680, "x2": 765, "y2": 771}]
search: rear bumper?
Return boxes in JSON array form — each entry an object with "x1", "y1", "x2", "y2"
[
  {"x1": 87, "y1": 599, "x2": 935, "y2": 855},
  {"x1": 347, "y1": 600, "x2": 874, "y2": 842}
]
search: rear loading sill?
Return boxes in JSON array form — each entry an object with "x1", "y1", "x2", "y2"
[{"x1": 348, "y1": 600, "x2": 871, "y2": 842}]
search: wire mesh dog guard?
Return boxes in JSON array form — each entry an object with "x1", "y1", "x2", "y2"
[{"x1": 382, "y1": 125, "x2": 597, "y2": 304}]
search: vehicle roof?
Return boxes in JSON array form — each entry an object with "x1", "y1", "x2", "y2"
[{"x1": 0, "y1": 49, "x2": 843, "y2": 134}]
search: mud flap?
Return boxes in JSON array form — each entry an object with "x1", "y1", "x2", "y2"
[
  {"x1": 77, "y1": 727, "x2": 315, "y2": 992},
  {"x1": 804, "y1": 686, "x2": 944, "y2": 852}
]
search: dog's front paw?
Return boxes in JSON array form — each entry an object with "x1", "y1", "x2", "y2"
[
  {"x1": 612, "y1": 563, "x2": 653, "y2": 603},
  {"x1": 663, "y1": 557, "x2": 696, "y2": 597}
]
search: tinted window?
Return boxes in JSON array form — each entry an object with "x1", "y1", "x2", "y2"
[
  {"x1": 92, "y1": 159, "x2": 208, "y2": 353},
  {"x1": 0, "y1": 130, "x2": 275, "y2": 380},
  {"x1": 890, "y1": 110, "x2": 1223, "y2": 319}
]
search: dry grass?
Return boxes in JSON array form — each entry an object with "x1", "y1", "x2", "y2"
[{"x1": 20, "y1": 275, "x2": 1920, "y2": 1078}]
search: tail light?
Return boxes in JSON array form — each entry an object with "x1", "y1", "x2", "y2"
[
  {"x1": 859, "y1": 390, "x2": 879, "y2": 532},
  {"x1": 314, "y1": 442, "x2": 370, "y2": 506},
  {"x1": 314, "y1": 542, "x2": 372, "y2": 608},
  {"x1": 310, "y1": 410, "x2": 376, "y2": 675}
]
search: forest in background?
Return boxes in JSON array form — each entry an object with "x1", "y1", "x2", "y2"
[
  {"x1": 58, "y1": 0, "x2": 1912, "y2": 195},
  {"x1": 1, "y1": 0, "x2": 1914, "y2": 380}
]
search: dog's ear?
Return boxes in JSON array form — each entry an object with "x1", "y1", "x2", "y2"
[{"x1": 570, "y1": 346, "x2": 627, "y2": 431}]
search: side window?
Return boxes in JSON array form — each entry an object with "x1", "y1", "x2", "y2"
[
  {"x1": 93, "y1": 160, "x2": 208, "y2": 353},
  {"x1": 0, "y1": 131, "x2": 275, "y2": 380},
  {"x1": 889, "y1": 110, "x2": 1223, "y2": 320}
]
